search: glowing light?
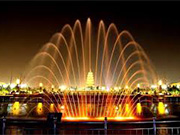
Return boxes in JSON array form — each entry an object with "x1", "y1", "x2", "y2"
[
  {"x1": 16, "y1": 79, "x2": 20, "y2": 85},
  {"x1": 64, "y1": 117, "x2": 89, "y2": 121},
  {"x1": 2, "y1": 84, "x2": 8, "y2": 88},
  {"x1": 51, "y1": 85, "x2": 54, "y2": 89},
  {"x1": 21, "y1": 83, "x2": 27, "y2": 88},
  {"x1": 137, "y1": 84, "x2": 140, "y2": 88},
  {"x1": 125, "y1": 104, "x2": 130, "y2": 115},
  {"x1": 63, "y1": 117, "x2": 135, "y2": 121},
  {"x1": 114, "y1": 87, "x2": 119, "y2": 91},
  {"x1": 50, "y1": 103, "x2": 55, "y2": 113},
  {"x1": 101, "y1": 86, "x2": 106, "y2": 91},
  {"x1": 158, "y1": 80, "x2": 162, "y2": 86},
  {"x1": 13, "y1": 101, "x2": 20, "y2": 115},
  {"x1": 106, "y1": 87, "x2": 110, "y2": 92},
  {"x1": 125, "y1": 85, "x2": 129, "y2": 89},
  {"x1": 136, "y1": 103, "x2": 142, "y2": 114},
  {"x1": 59, "y1": 85, "x2": 67, "y2": 91},
  {"x1": 114, "y1": 117, "x2": 134, "y2": 120},
  {"x1": 162, "y1": 84, "x2": 167, "y2": 89},
  {"x1": 165, "y1": 109, "x2": 169, "y2": 114},
  {"x1": 39, "y1": 83, "x2": 43, "y2": 87},
  {"x1": 10, "y1": 83, "x2": 16, "y2": 89},
  {"x1": 86, "y1": 71, "x2": 94, "y2": 87},
  {"x1": 37, "y1": 103, "x2": 43, "y2": 115},
  {"x1": 60, "y1": 105, "x2": 64, "y2": 110},
  {"x1": 151, "y1": 85, "x2": 157, "y2": 89},
  {"x1": 158, "y1": 102, "x2": 165, "y2": 115}
]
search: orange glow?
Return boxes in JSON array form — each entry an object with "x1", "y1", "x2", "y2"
[
  {"x1": 125, "y1": 104, "x2": 130, "y2": 115},
  {"x1": 64, "y1": 117, "x2": 89, "y2": 121},
  {"x1": 50, "y1": 103, "x2": 55, "y2": 113},
  {"x1": 13, "y1": 101, "x2": 20, "y2": 115},
  {"x1": 61, "y1": 105, "x2": 65, "y2": 109},
  {"x1": 136, "y1": 103, "x2": 142, "y2": 114},
  {"x1": 37, "y1": 103, "x2": 43, "y2": 115},
  {"x1": 158, "y1": 102, "x2": 165, "y2": 115},
  {"x1": 62, "y1": 116, "x2": 136, "y2": 121}
]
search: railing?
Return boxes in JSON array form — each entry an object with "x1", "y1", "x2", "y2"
[
  {"x1": 4, "y1": 127, "x2": 180, "y2": 135},
  {"x1": 1, "y1": 116, "x2": 180, "y2": 135}
]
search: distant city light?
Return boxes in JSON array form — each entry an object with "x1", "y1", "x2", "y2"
[
  {"x1": 151, "y1": 85, "x2": 157, "y2": 89},
  {"x1": 106, "y1": 87, "x2": 110, "y2": 92},
  {"x1": 101, "y1": 86, "x2": 106, "y2": 91},
  {"x1": 2, "y1": 84, "x2": 8, "y2": 88},
  {"x1": 39, "y1": 83, "x2": 43, "y2": 87},
  {"x1": 16, "y1": 79, "x2": 20, "y2": 85},
  {"x1": 114, "y1": 87, "x2": 119, "y2": 91},
  {"x1": 158, "y1": 80, "x2": 162, "y2": 86},
  {"x1": 162, "y1": 84, "x2": 167, "y2": 90},
  {"x1": 10, "y1": 83, "x2": 16, "y2": 89},
  {"x1": 21, "y1": 83, "x2": 27, "y2": 88},
  {"x1": 59, "y1": 85, "x2": 67, "y2": 91}
]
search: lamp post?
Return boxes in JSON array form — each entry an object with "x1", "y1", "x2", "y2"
[
  {"x1": 2, "y1": 116, "x2": 6, "y2": 135},
  {"x1": 153, "y1": 117, "x2": 156, "y2": 135},
  {"x1": 104, "y1": 117, "x2": 107, "y2": 135}
]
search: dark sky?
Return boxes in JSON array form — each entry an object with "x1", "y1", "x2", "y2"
[{"x1": 0, "y1": 1, "x2": 180, "y2": 83}]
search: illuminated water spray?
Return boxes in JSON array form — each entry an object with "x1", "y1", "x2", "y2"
[{"x1": 23, "y1": 18, "x2": 158, "y2": 120}]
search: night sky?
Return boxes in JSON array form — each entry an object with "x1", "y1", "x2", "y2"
[{"x1": 0, "y1": 1, "x2": 180, "y2": 83}]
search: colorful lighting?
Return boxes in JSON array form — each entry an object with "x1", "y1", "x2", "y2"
[
  {"x1": 37, "y1": 103, "x2": 43, "y2": 115},
  {"x1": 13, "y1": 101, "x2": 20, "y2": 115},
  {"x1": 136, "y1": 103, "x2": 142, "y2": 114},
  {"x1": 50, "y1": 103, "x2": 55, "y2": 113},
  {"x1": 101, "y1": 86, "x2": 106, "y2": 91},
  {"x1": 63, "y1": 117, "x2": 135, "y2": 121},
  {"x1": 158, "y1": 80, "x2": 162, "y2": 86},
  {"x1": 158, "y1": 102, "x2": 165, "y2": 115},
  {"x1": 10, "y1": 83, "x2": 16, "y2": 89},
  {"x1": 125, "y1": 104, "x2": 130, "y2": 115},
  {"x1": 59, "y1": 85, "x2": 67, "y2": 91},
  {"x1": 21, "y1": 83, "x2": 27, "y2": 88},
  {"x1": 16, "y1": 79, "x2": 20, "y2": 85},
  {"x1": 39, "y1": 83, "x2": 43, "y2": 87},
  {"x1": 151, "y1": 85, "x2": 157, "y2": 89}
]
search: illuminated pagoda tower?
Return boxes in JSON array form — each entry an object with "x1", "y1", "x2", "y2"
[{"x1": 86, "y1": 70, "x2": 94, "y2": 89}]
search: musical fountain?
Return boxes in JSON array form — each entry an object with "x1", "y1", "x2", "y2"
[{"x1": 6, "y1": 18, "x2": 166, "y2": 121}]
